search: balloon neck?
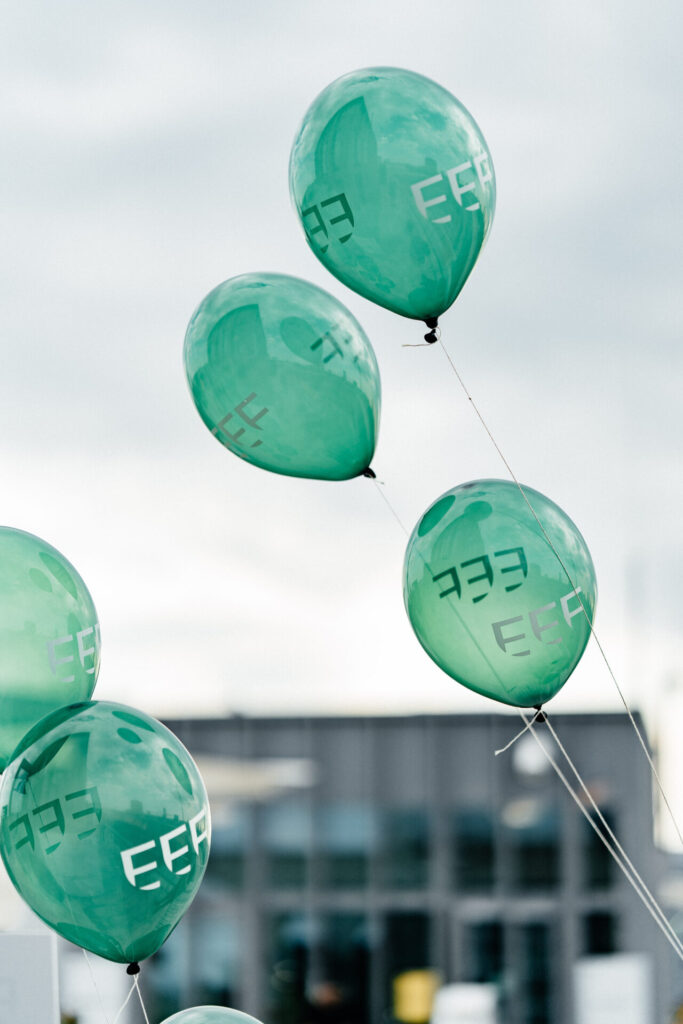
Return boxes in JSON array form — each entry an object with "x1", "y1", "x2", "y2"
[
  {"x1": 126, "y1": 962, "x2": 140, "y2": 975},
  {"x1": 362, "y1": 467, "x2": 377, "y2": 479},
  {"x1": 423, "y1": 316, "x2": 439, "y2": 344},
  {"x1": 533, "y1": 705, "x2": 546, "y2": 723}
]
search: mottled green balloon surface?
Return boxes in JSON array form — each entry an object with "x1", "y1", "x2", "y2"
[
  {"x1": 184, "y1": 273, "x2": 381, "y2": 481},
  {"x1": 404, "y1": 480, "x2": 597, "y2": 708},
  {"x1": 0, "y1": 701, "x2": 210, "y2": 963},
  {"x1": 0, "y1": 527, "x2": 100, "y2": 772},
  {"x1": 290, "y1": 67, "x2": 495, "y2": 321},
  {"x1": 162, "y1": 1008, "x2": 263, "y2": 1024}
]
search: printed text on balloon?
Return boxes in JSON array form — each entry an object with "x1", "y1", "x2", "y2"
[
  {"x1": 301, "y1": 193, "x2": 354, "y2": 252},
  {"x1": 47, "y1": 623, "x2": 100, "y2": 683},
  {"x1": 6, "y1": 785, "x2": 101, "y2": 855},
  {"x1": 411, "y1": 154, "x2": 493, "y2": 222},
  {"x1": 492, "y1": 588, "x2": 585, "y2": 658},
  {"x1": 211, "y1": 394, "x2": 268, "y2": 449},
  {"x1": 433, "y1": 548, "x2": 527, "y2": 603},
  {"x1": 120, "y1": 807, "x2": 209, "y2": 891}
]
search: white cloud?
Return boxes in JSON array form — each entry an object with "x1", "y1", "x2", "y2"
[{"x1": 0, "y1": 0, "x2": 679, "y2": 742}]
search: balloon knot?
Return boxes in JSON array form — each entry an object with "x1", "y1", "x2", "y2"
[
  {"x1": 362, "y1": 468, "x2": 376, "y2": 479},
  {"x1": 126, "y1": 962, "x2": 140, "y2": 976},
  {"x1": 533, "y1": 706, "x2": 546, "y2": 723},
  {"x1": 423, "y1": 316, "x2": 440, "y2": 344}
]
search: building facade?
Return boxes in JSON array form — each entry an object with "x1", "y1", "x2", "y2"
[{"x1": 141, "y1": 712, "x2": 667, "y2": 1024}]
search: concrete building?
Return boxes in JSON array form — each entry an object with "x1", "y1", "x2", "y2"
[{"x1": 138, "y1": 712, "x2": 671, "y2": 1024}]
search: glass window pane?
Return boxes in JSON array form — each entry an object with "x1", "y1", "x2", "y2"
[
  {"x1": 583, "y1": 809, "x2": 616, "y2": 890},
  {"x1": 206, "y1": 804, "x2": 248, "y2": 890},
  {"x1": 583, "y1": 911, "x2": 618, "y2": 954},
  {"x1": 453, "y1": 809, "x2": 495, "y2": 892},
  {"x1": 318, "y1": 802, "x2": 376, "y2": 888},
  {"x1": 265, "y1": 912, "x2": 312, "y2": 1024},
  {"x1": 521, "y1": 923, "x2": 551, "y2": 1024},
  {"x1": 463, "y1": 921, "x2": 503, "y2": 984},
  {"x1": 262, "y1": 798, "x2": 311, "y2": 889},
  {"x1": 317, "y1": 913, "x2": 371, "y2": 1024},
  {"x1": 503, "y1": 799, "x2": 560, "y2": 891},
  {"x1": 384, "y1": 912, "x2": 434, "y2": 1024},
  {"x1": 380, "y1": 808, "x2": 430, "y2": 889}
]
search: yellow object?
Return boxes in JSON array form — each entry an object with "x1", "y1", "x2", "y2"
[{"x1": 393, "y1": 969, "x2": 442, "y2": 1023}]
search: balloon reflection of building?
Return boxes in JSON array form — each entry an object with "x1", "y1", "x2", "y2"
[{"x1": 137, "y1": 712, "x2": 676, "y2": 1024}]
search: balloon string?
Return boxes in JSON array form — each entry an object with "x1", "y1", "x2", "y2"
[
  {"x1": 111, "y1": 979, "x2": 136, "y2": 1024},
  {"x1": 133, "y1": 974, "x2": 151, "y2": 1024},
  {"x1": 81, "y1": 948, "x2": 112, "y2": 1024},
  {"x1": 371, "y1": 478, "x2": 410, "y2": 537},
  {"x1": 493, "y1": 710, "x2": 542, "y2": 755},
  {"x1": 541, "y1": 711, "x2": 683, "y2": 956},
  {"x1": 435, "y1": 335, "x2": 683, "y2": 849},
  {"x1": 516, "y1": 709, "x2": 683, "y2": 960}
]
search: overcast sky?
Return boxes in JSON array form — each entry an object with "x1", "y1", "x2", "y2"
[{"x1": 0, "y1": 0, "x2": 681, "y2": 783}]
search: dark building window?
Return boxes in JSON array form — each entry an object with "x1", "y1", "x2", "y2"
[
  {"x1": 583, "y1": 911, "x2": 618, "y2": 954},
  {"x1": 583, "y1": 809, "x2": 616, "y2": 890},
  {"x1": 522, "y1": 922, "x2": 551, "y2": 1024},
  {"x1": 266, "y1": 912, "x2": 312, "y2": 1024},
  {"x1": 380, "y1": 808, "x2": 430, "y2": 889},
  {"x1": 317, "y1": 802, "x2": 375, "y2": 889},
  {"x1": 317, "y1": 913, "x2": 371, "y2": 1024},
  {"x1": 504, "y1": 800, "x2": 560, "y2": 891},
  {"x1": 384, "y1": 912, "x2": 431, "y2": 1022},
  {"x1": 464, "y1": 921, "x2": 504, "y2": 983},
  {"x1": 262, "y1": 798, "x2": 311, "y2": 889},
  {"x1": 453, "y1": 809, "x2": 495, "y2": 891}
]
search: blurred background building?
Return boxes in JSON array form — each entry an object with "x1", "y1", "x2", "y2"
[
  {"x1": 3, "y1": 710, "x2": 682, "y2": 1023},
  {"x1": 116, "y1": 711, "x2": 679, "y2": 1024}
]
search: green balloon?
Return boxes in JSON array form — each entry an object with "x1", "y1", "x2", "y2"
[
  {"x1": 162, "y1": 1009, "x2": 263, "y2": 1024},
  {"x1": 0, "y1": 528, "x2": 100, "y2": 772},
  {"x1": 403, "y1": 480, "x2": 597, "y2": 708},
  {"x1": 184, "y1": 273, "x2": 381, "y2": 481},
  {"x1": 0, "y1": 701, "x2": 210, "y2": 964},
  {"x1": 289, "y1": 67, "x2": 496, "y2": 323}
]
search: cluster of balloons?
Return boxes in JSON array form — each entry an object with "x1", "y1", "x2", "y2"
[
  {"x1": 184, "y1": 66, "x2": 496, "y2": 482},
  {"x1": 185, "y1": 65, "x2": 596, "y2": 709},
  {"x1": 0, "y1": 63, "x2": 595, "y2": 1024}
]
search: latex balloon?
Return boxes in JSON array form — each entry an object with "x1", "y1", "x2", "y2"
[
  {"x1": 290, "y1": 67, "x2": 495, "y2": 325},
  {"x1": 184, "y1": 273, "x2": 381, "y2": 481},
  {"x1": 0, "y1": 701, "x2": 210, "y2": 964},
  {"x1": 0, "y1": 527, "x2": 100, "y2": 772},
  {"x1": 161, "y1": 1009, "x2": 263, "y2": 1024},
  {"x1": 403, "y1": 480, "x2": 597, "y2": 708}
]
